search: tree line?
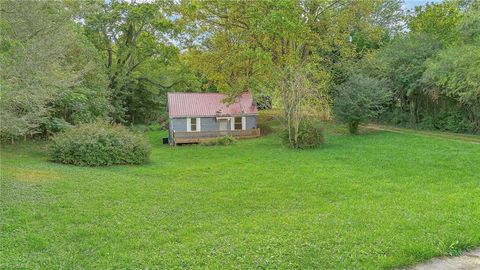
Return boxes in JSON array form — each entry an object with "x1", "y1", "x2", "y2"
[{"x1": 1, "y1": 0, "x2": 479, "y2": 144}]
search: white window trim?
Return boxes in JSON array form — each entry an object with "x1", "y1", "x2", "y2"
[
  {"x1": 186, "y1": 117, "x2": 201, "y2": 132},
  {"x1": 231, "y1": 116, "x2": 247, "y2": 130}
]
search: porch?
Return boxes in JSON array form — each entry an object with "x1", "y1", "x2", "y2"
[{"x1": 173, "y1": 128, "x2": 261, "y2": 144}]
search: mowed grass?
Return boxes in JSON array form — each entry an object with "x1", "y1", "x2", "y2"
[{"x1": 1, "y1": 121, "x2": 479, "y2": 269}]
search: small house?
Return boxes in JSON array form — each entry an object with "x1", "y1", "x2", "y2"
[{"x1": 167, "y1": 92, "x2": 260, "y2": 145}]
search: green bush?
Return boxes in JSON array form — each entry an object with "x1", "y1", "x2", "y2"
[
  {"x1": 258, "y1": 123, "x2": 274, "y2": 136},
  {"x1": 201, "y1": 136, "x2": 236, "y2": 146},
  {"x1": 128, "y1": 124, "x2": 162, "y2": 133},
  {"x1": 379, "y1": 108, "x2": 477, "y2": 134},
  {"x1": 431, "y1": 110, "x2": 475, "y2": 133},
  {"x1": 333, "y1": 74, "x2": 392, "y2": 134},
  {"x1": 41, "y1": 117, "x2": 73, "y2": 134},
  {"x1": 48, "y1": 121, "x2": 151, "y2": 166},
  {"x1": 282, "y1": 120, "x2": 325, "y2": 149}
]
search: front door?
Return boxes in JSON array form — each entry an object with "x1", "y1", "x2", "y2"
[{"x1": 219, "y1": 119, "x2": 228, "y2": 131}]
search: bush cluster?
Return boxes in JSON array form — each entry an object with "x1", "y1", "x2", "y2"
[
  {"x1": 379, "y1": 108, "x2": 477, "y2": 134},
  {"x1": 258, "y1": 123, "x2": 274, "y2": 136},
  {"x1": 283, "y1": 120, "x2": 325, "y2": 149},
  {"x1": 333, "y1": 74, "x2": 392, "y2": 134},
  {"x1": 48, "y1": 121, "x2": 151, "y2": 166},
  {"x1": 128, "y1": 123, "x2": 163, "y2": 133},
  {"x1": 201, "y1": 136, "x2": 236, "y2": 146}
]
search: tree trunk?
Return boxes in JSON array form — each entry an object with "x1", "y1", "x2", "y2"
[
  {"x1": 348, "y1": 122, "x2": 359, "y2": 134},
  {"x1": 107, "y1": 46, "x2": 112, "y2": 68}
]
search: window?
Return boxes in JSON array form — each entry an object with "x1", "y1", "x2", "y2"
[
  {"x1": 191, "y1": 117, "x2": 197, "y2": 131},
  {"x1": 234, "y1": 117, "x2": 242, "y2": 130},
  {"x1": 187, "y1": 118, "x2": 200, "y2": 132}
]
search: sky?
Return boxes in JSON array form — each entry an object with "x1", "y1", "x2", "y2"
[{"x1": 402, "y1": 0, "x2": 445, "y2": 10}]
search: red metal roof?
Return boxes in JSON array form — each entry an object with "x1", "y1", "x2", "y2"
[{"x1": 167, "y1": 92, "x2": 258, "y2": 118}]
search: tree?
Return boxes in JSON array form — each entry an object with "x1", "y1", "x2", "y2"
[
  {"x1": 83, "y1": 0, "x2": 200, "y2": 124},
  {"x1": 425, "y1": 8, "x2": 480, "y2": 120},
  {"x1": 333, "y1": 74, "x2": 392, "y2": 134},
  {"x1": 0, "y1": 1, "x2": 110, "y2": 142},
  {"x1": 180, "y1": 0, "x2": 401, "y2": 146},
  {"x1": 368, "y1": 34, "x2": 442, "y2": 122},
  {"x1": 408, "y1": 0, "x2": 462, "y2": 46},
  {"x1": 280, "y1": 64, "x2": 325, "y2": 147}
]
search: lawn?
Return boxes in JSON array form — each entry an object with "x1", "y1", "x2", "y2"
[{"x1": 1, "y1": 120, "x2": 479, "y2": 269}]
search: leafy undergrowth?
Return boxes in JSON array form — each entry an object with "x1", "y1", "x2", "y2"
[{"x1": 1, "y1": 123, "x2": 479, "y2": 269}]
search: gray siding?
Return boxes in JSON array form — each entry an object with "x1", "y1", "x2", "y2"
[
  {"x1": 170, "y1": 117, "x2": 222, "y2": 131},
  {"x1": 169, "y1": 117, "x2": 187, "y2": 143},
  {"x1": 171, "y1": 118, "x2": 188, "y2": 131},
  {"x1": 200, "y1": 117, "x2": 220, "y2": 131},
  {"x1": 168, "y1": 120, "x2": 173, "y2": 143},
  {"x1": 169, "y1": 115, "x2": 257, "y2": 144},
  {"x1": 246, "y1": 115, "x2": 256, "y2": 129}
]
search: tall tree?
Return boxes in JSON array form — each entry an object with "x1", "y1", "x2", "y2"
[
  {"x1": 0, "y1": 0, "x2": 110, "y2": 142},
  {"x1": 180, "y1": 0, "x2": 403, "y2": 145},
  {"x1": 408, "y1": 0, "x2": 463, "y2": 46},
  {"x1": 83, "y1": 0, "x2": 200, "y2": 124},
  {"x1": 355, "y1": 0, "x2": 480, "y2": 133}
]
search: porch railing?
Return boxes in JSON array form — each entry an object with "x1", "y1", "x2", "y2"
[{"x1": 173, "y1": 128, "x2": 260, "y2": 143}]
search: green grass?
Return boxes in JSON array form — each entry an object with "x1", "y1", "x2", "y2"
[{"x1": 1, "y1": 121, "x2": 479, "y2": 269}]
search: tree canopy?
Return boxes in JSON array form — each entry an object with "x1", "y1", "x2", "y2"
[{"x1": 1, "y1": 0, "x2": 479, "y2": 143}]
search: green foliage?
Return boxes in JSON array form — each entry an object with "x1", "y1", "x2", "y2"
[
  {"x1": 128, "y1": 124, "x2": 163, "y2": 133},
  {"x1": 0, "y1": 1, "x2": 110, "y2": 141},
  {"x1": 48, "y1": 121, "x2": 151, "y2": 166},
  {"x1": 40, "y1": 118, "x2": 73, "y2": 135},
  {"x1": 258, "y1": 123, "x2": 274, "y2": 136},
  {"x1": 2, "y1": 0, "x2": 478, "y2": 146},
  {"x1": 282, "y1": 120, "x2": 325, "y2": 149},
  {"x1": 83, "y1": 0, "x2": 201, "y2": 124},
  {"x1": 460, "y1": 10, "x2": 480, "y2": 43},
  {"x1": 369, "y1": 34, "x2": 442, "y2": 104},
  {"x1": 254, "y1": 94, "x2": 273, "y2": 110},
  {"x1": 422, "y1": 44, "x2": 480, "y2": 131},
  {"x1": 201, "y1": 136, "x2": 236, "y2": 146},
  {"x1": 333, "y1": 74, "x2": 392, "y2": 134},
  {"x1": 354, "y1": 2, "x2": 479, "y2": 134},
  {"x1": 409, "y1": 1, "x2": 462, "y2": 45},
  {"x1": 181, "y1": 0, "x2": 402, "y2": 106},
  {"x1": 424, "y1": 110, "x2": 476, "y2": 133}
]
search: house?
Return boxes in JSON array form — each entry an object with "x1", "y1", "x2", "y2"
[{"x1": 167, "y1": 92, "x2": 260, "y2": 145}]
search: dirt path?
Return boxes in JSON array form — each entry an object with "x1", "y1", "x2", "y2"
[
  {"x1": 365, "y1": 124, "x2": 480, "y2": 144},
  {"x1": 408, "y1": 248, "x2": 480, "y2": 270}
]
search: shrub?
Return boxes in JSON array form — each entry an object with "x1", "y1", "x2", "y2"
[
  {"x1": 41, "y1": 117, "x2": 73, "y2": 135},
  {"x1": 282, "y1": 120, "x2": 325, "y2": 149},
  {"x1": 258, "y1": 123, "x2": 274, "y2": 136},
  {"x1": 333, "y1": 74, "x2": 392, "y2": 134},
  {"x1": 201, "y1": 136, "x2": 236, "y2": 146},
  {"x1": 48, "y1": 121, "x2": 151, "y2": 166},
  {"x1": 432, "y1": 110, "x2": 475, "y2": 133},
  {"x1": 128, "y1": 124, "x2": 162, "y2": 133},
  {"x1": 379, "y1": 108, "x2": 477, "y2": 134}
]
